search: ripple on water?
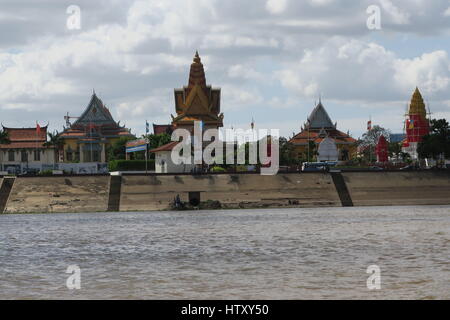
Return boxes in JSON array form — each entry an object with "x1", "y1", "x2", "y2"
[{"x1": 0, "y1": 206, "x2": 450, "y2": 299}]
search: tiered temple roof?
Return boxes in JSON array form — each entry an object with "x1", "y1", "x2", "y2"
[
  {"x1": 305, "y1": 101, "x2": 335, "y2": 129},
  {"x1": 171, "y1": 51, "x2": 224, "y2": 128},
  {"x1": 290, "y1": 101, "x2": 356, "y2": 146},
  {"x1": 59, "y1": 93, "x2": 133, "y2": 140},
  {"x1": 0, "y1": 125, "x2": 49, "y2": 149}
]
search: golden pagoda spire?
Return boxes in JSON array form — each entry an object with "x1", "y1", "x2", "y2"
[
  {"x1": 409, "y1": 87, "x2": 427, "y2": 120},
  {"x1": 188, "y1": 51, "x2": 206, "y2": 88}
]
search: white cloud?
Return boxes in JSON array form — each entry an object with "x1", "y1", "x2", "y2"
[
  {"x1": 445, "y1": 7, "x2": 450, "y2": 16},
  {"x1": 277, "y1": 37, "x2": 450, "y2": 103},
  {"x1": 0, "y1": 0, "x2": 449, "y2": 137},
  {"x1": 266, "y1": 0, "x2": 289, "y2": 14},
  {"x1": 380, "y1": 0, "x2": 411, "y2": 25}
]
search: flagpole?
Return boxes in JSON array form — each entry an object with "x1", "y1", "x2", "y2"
[{"x1": 145, "y1": 120, "x2": 148, "y2": 174}]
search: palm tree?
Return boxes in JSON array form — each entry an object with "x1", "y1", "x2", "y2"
[
  {"x1": 0, "y1": 129, "x2": 10, "y2": 145},
  {"x1": 44, "y1": 131, "x2": 65, "y2": 165}
]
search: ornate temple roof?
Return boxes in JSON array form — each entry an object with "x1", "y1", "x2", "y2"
[
  {"x1": 171, "y1": 52, "x2": 223, "y2": 128},
  {"x1": 289, "y1": 129, "x2": 357, "y2": 146},
  {"x1": 59, "y1": 92, "x2": 133, "y2": 140},
  {"x1": 0, "y1": 125, "x2": 49, "y2": 149},
  {"x1": 290, "y1": 99, "x2": 356, "y2": 146},
  {"x1": 408, "y1": 87, "x2": 427, "y2": 120},
  {"x1": 72, "y1": 93, "x2": 117, "y2": 127},
  {"x1": 305, "y1": 100, "x2": 335, "y2": 129}
]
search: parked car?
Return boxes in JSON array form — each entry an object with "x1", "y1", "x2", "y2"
[
  {"x1": 301, "y1": 162, "x2": 328, "y2": 172},
  {"x1": 369, "y1": 166, "x2": 384, "y2": 171}
]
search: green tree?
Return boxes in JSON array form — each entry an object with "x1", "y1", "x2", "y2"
[
  {"x1": 0, "y1": 129, "x2": 10, "y2": 144},
  {"x1": 107, "y1": 136, "x2": 136, "y2": 161},
  {"x1": 304, "y1": 140, "x2": 317, "y2": 162},
  {"x1": 279, "y1": 137, "x2": 297, "y2": 166},
  {"x1": 144, "y1": 133, "x2": 172, "y2": 151},
  {"x1": 359, "y1": 125, "x2": 391, "y2": 163},
  {"x1": 418, "y1": 118, "x2": 450, "y2": 159},
  {"x1": 388, "y1": 141, "x2": 402, "y2": 161},
  {"x1": 43, "y1": 131, "x2": 65, "y2": 164}
]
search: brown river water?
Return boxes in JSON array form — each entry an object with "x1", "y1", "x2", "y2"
[{"x1": 1, "y1": 206, "x2": 450, "y2": 299}]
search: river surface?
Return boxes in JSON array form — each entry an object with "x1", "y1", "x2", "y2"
[{"x1": 1, "y1": 206, "x2": 450, "y2": 300}]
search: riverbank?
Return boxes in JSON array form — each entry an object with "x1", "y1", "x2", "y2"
[{"x1": 0, "y1": 171, "x2": 449, "y2": 214}]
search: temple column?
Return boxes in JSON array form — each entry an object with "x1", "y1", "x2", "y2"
[
  {"x1": 80, "y1": 144, "x2": 85, "y2": 163},
  {"x1": 101, "y1": 143, "x2": 106, "y2": 163}
]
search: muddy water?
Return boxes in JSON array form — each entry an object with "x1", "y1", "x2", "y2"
[{"x1": 1, "y1": 206, "x2": 449, "y2": 299}]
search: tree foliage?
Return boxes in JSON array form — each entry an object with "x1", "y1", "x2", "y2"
[
  {"x1": 43, "y1": 131, "x2": 65, "y2": 163},
  {"x1": 0, "y1": 129, "x2": 10, "y2": 145},
  {"x1": 359, "y1": 125, "x2": 392, "y2": 148},
  {"x1": 107, "y1": 133, "x2": 172, "y2": 161},
  {"x1": 278, "y1": 137, "x2": 303, "y2": 165},
  {"x1": 143, "y1": 133, "x2": 172, "y2": 151},
  {"x1": 106, "y1": 136, "x2": 136, "y2": 161},
  {"x1": 417, "y1": 118, "x2": 450, "y2": 159},
  {"x1": 358, "y1": 125, "x2": 391, "y2": 163}
]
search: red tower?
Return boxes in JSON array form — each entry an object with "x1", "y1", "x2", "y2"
[
  {"x1": 402, "y1": 87, "x2": 430, "y2": 159},
  {"x1": 376, "y1": 135, "x2": 388, "y2": 163}
]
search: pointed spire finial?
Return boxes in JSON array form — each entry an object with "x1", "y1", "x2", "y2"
[{"x1": 193, "y1": 50, "x2": 201, "y2": 63}]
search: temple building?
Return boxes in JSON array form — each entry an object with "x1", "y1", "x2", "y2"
[
  {"x1": 170, "y1": 51, "x2": 224, "y2": 132},
  {"x1": 151, "y1": 52, "x2": 224, "y2": 173},
  {"x1": 402, "y1": 87, "x2": 430, "y2": 160},
  {"x1": 289, "y1": 100, "x2": 357, "y2": 162},
  {"x1": 58, "y1": 92, "x2": 134, "y2": 163},
  {"x1": 0, "y1": 125, "x2": 56, "y2": 174}
]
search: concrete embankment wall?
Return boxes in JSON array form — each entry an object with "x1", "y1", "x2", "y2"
[
  {"x1": 1, "y1": 171, "x2": 449, "y2": 214},
  {"x1": 342, "y1": 171, "x2": 450, "y2": 206},
  {"x1": 120, "y1": 173, "x2": 341, "y2": 211},
  {"x1": 3, "y1": 176, "x2": 110, "y2": 213}
]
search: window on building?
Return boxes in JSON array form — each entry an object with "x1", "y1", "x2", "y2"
[
  {"x1": 82, "y1": 144, "x2": 102, "y2": 162},
  {"x1": 34, "y1": 150, "x2": 41, "y2": 161},
  {"x1": 66, "y1": 151, "x2": 73, "y2": 162},
  {"x1": 8, "y1": 150, "x2": 15, "y2": 161},
  {"x1": 75, "y1": 148, "x2": 80, "y2": 162},
  {"x1": 21, "y1": 150, "x2": 28, "y2": 162},
  {"x1": 92, "y1": 150, "x2": 100, "y2": 162}
]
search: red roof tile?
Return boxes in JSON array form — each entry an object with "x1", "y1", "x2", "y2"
[
  {"x1": 0, "y1": 126, "x2": 50, "y2": 149},
  {"x1": 149, "y1": 141, "x2": 179, "y2": 153}
]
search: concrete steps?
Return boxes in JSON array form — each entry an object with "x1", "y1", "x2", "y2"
[
  {"x1": 330, "y1": 173, "x2": 353, "y2": 207},
  {"x1": 0, "y1": 177, "x2": 15, "y2": 213},
  {"x1": 107, "y1": 176, "x2": 122, "y2": 212}
]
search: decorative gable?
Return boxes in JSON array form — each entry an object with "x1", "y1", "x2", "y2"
[
  {"x1": 307, "y1": 101, "x2": 335, "y2": 129},
  {"x1": 73, "y1": 93, "x2": 117, "y2": 127}
]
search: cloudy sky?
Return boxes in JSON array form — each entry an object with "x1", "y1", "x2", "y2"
[{"x1": 1, "y1": 0, "x2": 450, "y2": 139}]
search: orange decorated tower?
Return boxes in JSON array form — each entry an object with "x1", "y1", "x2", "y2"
[
  {"x1": 402, "y1": 87, "x2": 430, "y2": 159},
  {"x1": 171, "y1": 51, "x2": 224, "y2": 133}
]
